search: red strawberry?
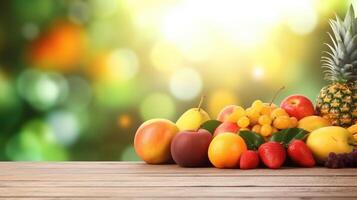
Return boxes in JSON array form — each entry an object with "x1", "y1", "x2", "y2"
[
  {"x1": 288, "y1": 140, "x2": 315, "y2": 167},
  {"x1": 258, "y1": 142, "x2": 286, "y2": 169},
  {"x1": 240, "y1": 150, "x2": 259, "y2": 169}
]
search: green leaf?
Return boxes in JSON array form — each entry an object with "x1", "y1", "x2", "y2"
[
  {"x1": 270, "y1": 128, "x2": 308, "y2": 147},
  {"x1": 239, "y1": 130, "x2": 265, "y2": 150},
  {"x1": 199, "y1": 120, "x2": 221, "y2": 134}
]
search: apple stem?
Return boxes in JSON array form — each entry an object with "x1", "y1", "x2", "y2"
[
  {"x1": 270, "y1": 86, "x2": 285, "y2": 106},
  {"x1": 197, "y1": 95, "x2": 205, "y2": 112}
]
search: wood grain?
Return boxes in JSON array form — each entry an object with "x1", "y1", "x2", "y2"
[{"x1": 0, "y1": 162, "x2": 356, "y2": 199}]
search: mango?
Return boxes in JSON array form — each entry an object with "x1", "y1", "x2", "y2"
[
  {"x1": 298, "y1": 116, "x2": 330, "y2": 132},
  {"x1": 134, "y1": 119, "x2": 178, "y2": 164}
]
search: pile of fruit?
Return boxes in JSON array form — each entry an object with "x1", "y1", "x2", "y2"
[
  {"x1": 134, "y1": 93, "x2": 356, "y2": 169},
  {"x1": 133, "y1": 5, "x2": 357, "y2": 169}
]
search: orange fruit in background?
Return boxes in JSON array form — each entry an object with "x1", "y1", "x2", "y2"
[
  {"x1": 29, "y1": 21, "x2": 86, "y2": 73},
  {"x1": 208, "y1": 132, "x2": 247, "y2": 168}
]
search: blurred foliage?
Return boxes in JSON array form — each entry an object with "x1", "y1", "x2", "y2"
[{"x1": 0, "y1": 0, "x2": 353, "y2": 160}]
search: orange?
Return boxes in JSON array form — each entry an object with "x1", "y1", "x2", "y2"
[{"x1": 208, "y1": 132, "x2": 247, "y2": 168}]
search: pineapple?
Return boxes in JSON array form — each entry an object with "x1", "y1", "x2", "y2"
[{"x1": 316, "y1": 5, "x2": 357, "y2": 127}]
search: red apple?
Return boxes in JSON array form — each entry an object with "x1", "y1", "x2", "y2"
[
  {"x1": 170, "y1": 129, "x2": 212, "y2": 167},
  {"x1": 280, "y1": 95, "x2": 315, "y2": 120},
  {"x1": 213, "y1": 122, "x2": 239, "y2": 137},
  {"x1": 217, "y1": 105, "x2": 236, "y2": 122}
]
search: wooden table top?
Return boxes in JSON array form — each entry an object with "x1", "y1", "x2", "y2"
[{"x1": 1, "y1": 162, "x2": 357, "y2": 199}]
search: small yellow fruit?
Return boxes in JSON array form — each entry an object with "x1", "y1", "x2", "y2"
[
  {"x1": 260, "y1": 124, "x2": 273, "y2": 137},
  {"x1": 176, "y1": 108, "x2": 210, "y2": 131},
  {"x1": 252, "y1": 100, "x2": 264, "y2": 112},
  {"x1": 252, "y1": 124, "x2": 261, "y2": 133},
  {"x1": 261, "y1": 105, "x2": 275, "y2": 116},
  {"x1": 246, "y1": 107, "x2": 256, "y2": 115},
  {"x1": 237, "y1": 116, "x2": 250, "y2": 128},
  {"x1": 246, "y1": 110, "x2": 259, "y2": 124},
  {"x1": 273, "y1": 116, "x2": 291, "y2": 129},
  {"x1": 226, "y1": 106, "x2": 246, "y2": 122},
  {"x1": 239, "y1": 127, "x2": 250, "y2": 131},
  {"x1": 258, "y1": 115, "x2": 272, "y2": 125},
  {"x1": 248, "y1": 114, "x2": 260, "y2": 125},
  {"x1": 271, "y1": 108, "x2": 289, "y2": 119}
]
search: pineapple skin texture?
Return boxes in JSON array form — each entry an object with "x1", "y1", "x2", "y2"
[{"x1": 316, "y1": 82, "x2": 356, "y2": 127}]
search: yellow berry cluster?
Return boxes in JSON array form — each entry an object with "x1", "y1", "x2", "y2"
[{"x1": 226, "y1": 100, "x2": 298, "y2": 137}]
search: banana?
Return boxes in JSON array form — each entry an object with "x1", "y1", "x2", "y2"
[
  {"x1": 348, "y1": 124, "x2": 357, "y2": 134},
  {"x1": 348, "y1": 124, "x2": 357, "y2": 141}
]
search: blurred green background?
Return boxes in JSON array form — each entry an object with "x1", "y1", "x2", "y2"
[{"x1": 0, "y1": 0, "x2": 353, "y2": 161}]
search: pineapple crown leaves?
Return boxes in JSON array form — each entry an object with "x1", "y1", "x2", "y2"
[{"x1": 322, "y1": 5, "x2": 357, "y2": 83}]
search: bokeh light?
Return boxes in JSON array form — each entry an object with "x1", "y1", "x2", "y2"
[
  {"x1": 169, "y1": 67, "x2": 202, "y2": 101},
  {"x1": 29, "y1": 21, "x2": 86, "y2": 72},
  {"x1": 91, "y1": 0, "x2": 119, "y2": 19},
  {"x1": 252, "y1": 66, "x2": 265, "y2": 80},
  {"x1": 0, "y1": 0, "x2": 352, "y2": 161},
  {"x1": 47, "y1": 110, "x2": 80, "y2": 146},
  {"x1": 117, "y1": 114, "x2": 132, "y2": 129},
  {"x1": 5, "y1": 120, "x2": 68, "y2": 161},
  {"x1": 285, "y1": 0, "x2": 318, "y2": 35},
  {"x1": 150, "y1": 41, "x2": 183, "y2": 73},
  {"x1": 22, "y1": 23, "x2": 40, "y2": 40},
  {"x1": 68, "y1": 1, "x2": 90, "y2": 24},
  {"x1": 17, "y1": 69, "x2": 68, "y2": 111},
  {"x1": 140, "y1": 93, "x2": 176, "y2": 121},
  {"x1": 94, "y1": 79, "x2": 142, "y2": 109},
  {"x1": 106, "y1": 49, "x2": 140, "y2": 81},
  {"x1": 88, "y1": 49, "x2": 139, "y2": 81},
  {"x1": 64, "y1": 76, "x2": 92, "y2": 110},
  {"x1": 208, "y1": 89, "x2": 239, "y2": 117}
]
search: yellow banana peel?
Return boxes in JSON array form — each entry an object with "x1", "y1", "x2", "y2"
[
  {"x1": 348, "y1": 124, "x2": 357, "y2": 134},
  {"x1": 348, "y1": 124, "x2": 357, "y2": 141}
]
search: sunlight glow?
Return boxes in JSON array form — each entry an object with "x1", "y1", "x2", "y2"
[
  {"x1": 253, "y1": 66, "x2": 265, "y2": 80},
  {"x1": 160, "y1": 0, "x2": 317, "y2": 50}
]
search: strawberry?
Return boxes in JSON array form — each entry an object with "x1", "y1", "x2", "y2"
[
  {"x1": 288, "y1": 140, "x2": 315, "y2": 167},
  {"x1": 240, "y1": 150, "x2": 259, "y2": 169},
  {"x1": 258, "y1": 142, "x2": 286, "y2": 169}
]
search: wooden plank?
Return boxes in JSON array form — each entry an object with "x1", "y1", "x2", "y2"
[
  {"x1": 0, "y1": 170, "x2": 356, "y2": 179},
  {"x1": 0, "y1": 162, "x2": 355, "y2": 198},
  {"x1": 0, "y1": 176, "x2": 356, "y2": 187},
  {"x1": 0, "y1": 187, "x2": 356, "y2": 198},
  {"x1": 2, "y1": 198, "x2": 357, "y2": 200},
  {"x1": 1, "y1": 198, "x2": 356, "y2": 200},
  {"x1": 0, "y1": 162, "x2": 356, "y2": 176}
]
